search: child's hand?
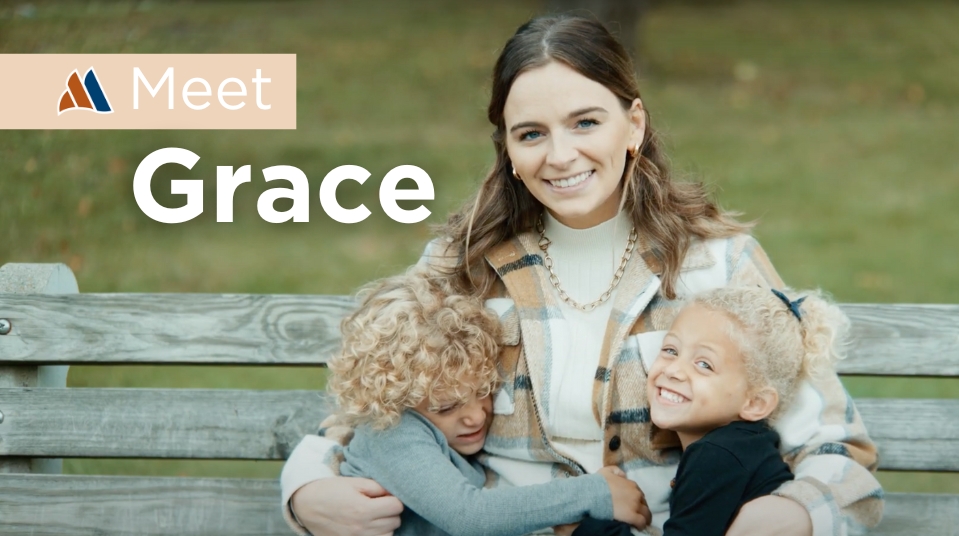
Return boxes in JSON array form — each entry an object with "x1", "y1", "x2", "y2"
[{"x1": 597, "y1": 466, "x2": 651, "y2": 530}]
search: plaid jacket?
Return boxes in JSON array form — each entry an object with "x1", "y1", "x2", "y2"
[
  {"x1": 281, "y1": 232, "x2": 883, "y2": 536},
  {"x1": 427, "y1": 230, "x2": 883, "y2": 536}
]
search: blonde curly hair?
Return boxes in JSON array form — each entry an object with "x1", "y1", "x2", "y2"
[
  {"x1": 691, "y1": 287, "x2": 850, "y2": 421},
  {"x1": 327, "y1": 268, "x2": 501, "y2": 430}
]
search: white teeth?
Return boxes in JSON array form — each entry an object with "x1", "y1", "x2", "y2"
[
  {"x1": 549, "y1": 170, "x2": 591, "y2": 189},
  {"x1": 660, "y1": 388, "x2": 686, "y2": 403}
]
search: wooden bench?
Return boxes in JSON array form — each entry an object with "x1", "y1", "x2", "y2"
[{"x1": 0, "y1": 262, "x2": 957, "y2": 535}]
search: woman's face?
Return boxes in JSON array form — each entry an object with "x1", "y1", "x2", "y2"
[{"x1": 503, "y1": 61, "x2": 645, "y2": 229}]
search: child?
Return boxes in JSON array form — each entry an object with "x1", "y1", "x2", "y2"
[
  {"x1": 326, "y1": 269, "x2": 650, "y2": 536},
  {"x1": 573, "y1": 287, "x2": 848, "y2": 536},
  {"x1": 650, "y1": 287, "x2": 849, "y2": 536}
]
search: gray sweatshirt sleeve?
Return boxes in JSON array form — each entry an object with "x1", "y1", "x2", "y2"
[{"x1": 343, "y1": 413, "x2": 614, "y2": 536}]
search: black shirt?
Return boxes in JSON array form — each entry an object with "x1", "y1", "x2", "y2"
[
  {"x1": 572, "y1": 420, "x2": 792, "y2": 536},
  {"x1": 664, "y1": 420, "x2": 793, "y2": 536}
]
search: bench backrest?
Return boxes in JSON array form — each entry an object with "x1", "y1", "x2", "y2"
[{"x1": 1, "y1": 263, "x2": 957, "y2": 535}]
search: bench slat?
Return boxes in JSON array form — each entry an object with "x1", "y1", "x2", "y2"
[
  {"x1": 2, "y1": 296, "x2": 958, "y2": 375},
  {"x1": 1, "y1": 388, "x2": 957, "y2": 471},
  {"x1": 0, "y1": 388, "x2": 331, "y2": 460},
  {"x1": 0, "y1": 293, "x2": 354, "y2": 365},
  {"x1": 855, "y1": 398, "x2": 959, "y2": 471},
  {"x1": 0, "y1": 474, "x2": 288, "y2": 536},
  {"x1": 841, "y1": 303, "x2": 959, "y2": 376},
  {"x1": 0, "y1": 473, "x2": 952, "y2": 536}
]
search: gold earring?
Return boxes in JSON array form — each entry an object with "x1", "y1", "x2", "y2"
[
  {"x1": 512, "y1": 166, "x2": 520, "y2": 180},
  {"x1": 628, "y1": 143, "x2": 640, "y2": 158}
]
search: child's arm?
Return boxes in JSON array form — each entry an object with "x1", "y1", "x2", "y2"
[
  {"x1": 347, "y1": 413, "x2": 616, "y2": 536},
  {"x1": 663, "y1": 442, "x2": 751, "y2": 536}
]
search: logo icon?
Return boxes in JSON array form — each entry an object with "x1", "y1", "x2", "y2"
[{"x1": 58, "y1": 67, "x2": 113, "y2": 115}]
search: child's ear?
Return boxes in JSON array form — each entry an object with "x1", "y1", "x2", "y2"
[{"x1": 739, "y1": 387, "x2": 779, "y2": 422}]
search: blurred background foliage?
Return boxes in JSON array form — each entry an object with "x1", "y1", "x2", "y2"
[{"x1": 1, "y1": 0, "x2": 957, "y2": 492}]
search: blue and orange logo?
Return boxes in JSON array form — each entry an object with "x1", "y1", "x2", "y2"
[{"x1": 57, "y1": 68, "x2": 113, "y2": 115}]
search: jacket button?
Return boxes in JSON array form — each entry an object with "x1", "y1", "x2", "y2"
[{"x1": 609, "y1": 435, "x2": 621, "y2": 451}]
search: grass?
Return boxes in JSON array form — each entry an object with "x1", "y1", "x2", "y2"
[{"x1": 2, "y1": 0, "x2": 957, "y2": 493}]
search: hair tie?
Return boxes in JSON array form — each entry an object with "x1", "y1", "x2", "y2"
[{"x1": 771, "y1": 288, "x2": 806, "y2": 321}]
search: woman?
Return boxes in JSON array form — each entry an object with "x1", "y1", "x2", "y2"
[{"x1": 281, "y1": 15, "x2": 883, "y2": 536}]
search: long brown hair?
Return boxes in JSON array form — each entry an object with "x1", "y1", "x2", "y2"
[{"x1": 440, "y1": 14, "x2": 749, "y2": 300}]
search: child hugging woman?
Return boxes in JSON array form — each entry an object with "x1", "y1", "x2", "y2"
[
  {"x1": 574, "y1": 287, "x2": 853, "y2": 536},
  {"x1": 326, "y1": 269, "x2": 651, "y2": 536},
  {"x1": 653, "y1": 286, "x2": 857, "y2": 536}
]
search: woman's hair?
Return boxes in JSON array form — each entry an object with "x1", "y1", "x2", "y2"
[
  {"x1": 691, "y1": 287, "x2": 850, "y2": 420},
  {"x1": 327, "y1": 268, "x2": 501, "y2": 430},
  {"x1": 439, "y1": 14, "x2": 748, "y2": 299}
]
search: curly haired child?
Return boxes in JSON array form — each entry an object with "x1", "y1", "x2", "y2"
[
  {"x1": 326, "y1": 268, "x2": 650, "y2": 536},
  {"x1": 573, "y1": 287, "x2": 850, "y2": 536},
  {"x1": 652, "y1": 287, "x2": 851, "y2": 536}
]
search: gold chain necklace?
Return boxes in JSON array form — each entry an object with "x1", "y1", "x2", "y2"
[{"x1": 536, "y1": 216, "x2": 638, "y2": 312}]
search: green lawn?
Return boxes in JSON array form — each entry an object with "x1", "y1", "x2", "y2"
[{"x1": 1, "y1": 0, "x2": 957, "y2": 493}]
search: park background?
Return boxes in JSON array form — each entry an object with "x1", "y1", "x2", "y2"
[{"x1": 1, "y1": 0, "x2": 957, "y2": 496}]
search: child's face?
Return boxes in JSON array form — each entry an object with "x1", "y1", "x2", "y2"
[
  {"x1": 647, "y1": 303, "x2": 753, "y2": 448},
  {"x1": 414, "y1": 390, "x2": 494, "y2": 456}
]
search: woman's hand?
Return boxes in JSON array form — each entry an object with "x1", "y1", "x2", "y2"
[
  {"x1": 553, "y1": 523, "x2": 579, "y2": 536},
  {"x1": 726, "y1": 495, "x2": 812, "y2": 536},
  {"x1": 290, "y1": 477, "x2": 404, "y2": 536},
  {"x1": 597, "y1": 466, "x2": 651, "y2": 530}
]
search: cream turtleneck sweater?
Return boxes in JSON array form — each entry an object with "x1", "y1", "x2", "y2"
[{"x1": 542, "y1": 210, "x2": 634, "y2": 473}]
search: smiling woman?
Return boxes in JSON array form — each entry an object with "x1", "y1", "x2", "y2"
[
  {"x1": 505, "y1": 61, "x2": 644, "y2": 230},
  {"x1": 281, "y1": 14, "x2": 884, "y2": 536}
]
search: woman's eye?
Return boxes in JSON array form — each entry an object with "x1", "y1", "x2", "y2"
[
  {"x1": 576, "y1": 118, "x2": 599, "y2": 129},
  {"x1": 695, "y1": 360, "x2": 713, "y2": 371},
  {"x1": 519, "y1": 130, "x2": 542, "y2": 141}
]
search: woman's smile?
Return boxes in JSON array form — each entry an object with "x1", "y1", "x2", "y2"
[{"x1": 543, "y1": 170, "x2": 594, "y2": 191}]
